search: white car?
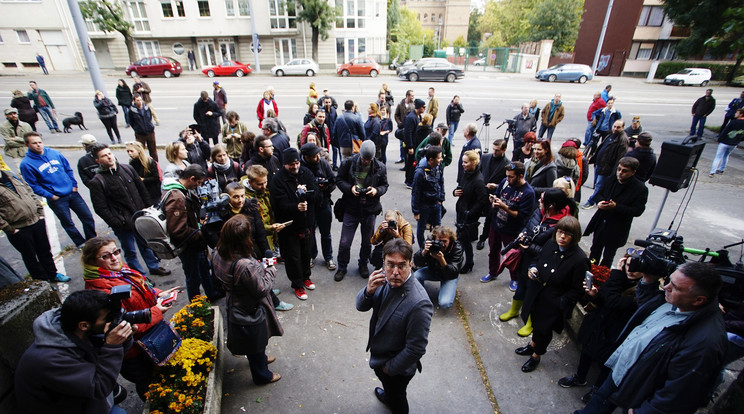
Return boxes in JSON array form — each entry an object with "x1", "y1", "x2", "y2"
[
  {"x1": 663, "y1": 68, "x2": 712, "y2": 86},
  {"x1": 473, "y1": 58, "x2": 485, "y2": 66},
  {"x1": 271, "y1": 58, "x2": 319, "y2": 77}
]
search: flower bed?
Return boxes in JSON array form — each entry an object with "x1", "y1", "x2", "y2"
[{"x1": 143, "y1": 296, "x2": 224, "y2": 414}]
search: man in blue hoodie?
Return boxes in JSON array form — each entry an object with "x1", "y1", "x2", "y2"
[{"x1": 19, "y1": 131, "x2": 96, "y2": 247}]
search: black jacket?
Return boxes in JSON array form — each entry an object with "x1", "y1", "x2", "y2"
[
  {"x1": 129, "y1": 104, "x2": 154, "y2": 135},
  {"x1": 480, "y1": 153, "x2": 509, "y2": 190},
  {"x1": 180, "y1": 138, "x2": 211, "y2": 172},
  {"x1": 445, "y1": 102, "x2": 464, "y2": 124},
  {"x1": 208, "y1": 161, "x2": 241, "y2": 193},
  {"x1": 692, "y1": 95, "x2": 716, "y2": 117},
  {"x1": 403, "y1": 110, "x2": 420, "y2": 148},
  {"x1": 245, "y1": 154, "x2": 282, "y2": 183},
  {"x1": 77, "y1": 153, "x2": 99, "y2": 188},
  {"x1": 583, "y1": 175, "x2": 648, "y2": 249},
  {"x1": 192, "y1": 98, "x2": 221, "y2": 139},
  {"x1": 268, "y1": 166, "x2": 320, "y2": 234},
  {"x1": 116, "y1": 85, "x2": 132, "y2": 107},
  {"x1": 300, "y1": 157, "x2": 336, "y2": 208},
  {"x1": 89, "y1": 163, "x2": 149, "y2": 230},
  {"x1": 595, "y1": 131, "x2": 629, "y2": 176},
  {"x1": 456, "y1": 169, "x2": 488, "y2": 224},
  {"x1": 129, "y1": 157, "x2": 161, "y2": 202},
  {"x1": 337, "y1": 154, "x2": 388, "y2": 217},
  {"x1": 524, "y1": 159, "x2": 557, "y2": 198},
  {"x1": 413, "y1": 240, "x2": 464, "y2": 280},
  {"x1": 625, "y1": 147, "x2": 657, "y2": 182},
  {"x1": 606, "y1": 279, "x2": 727, "y2": 413}
]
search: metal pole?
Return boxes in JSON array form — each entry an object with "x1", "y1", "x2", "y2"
[
  {"x1": 248, "y1": 0, "x2": 261, "y2": 72},
  {"x1": 650, "y1": 188, "x2": 670, "y2": 231},
  {"x1": 66, "y1": 0, "x2": 107, "y2": 95},
  {"x1": 591, "y1": 0, "x2": 614, "y2": 74}
]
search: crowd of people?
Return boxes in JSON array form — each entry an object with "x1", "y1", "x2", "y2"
[{"x1": 2, "y1": 78, "x2": 743, "y2": 414}]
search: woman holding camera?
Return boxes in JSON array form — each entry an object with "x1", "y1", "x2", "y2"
[
  {"x1": 370, "y1": 210, "x2": 413, "y2": 270},
  {"x1": 212, "y1": 215, "x2": 283, "y2": 385},
  {"x1": 515, "y1": 216, "x2": 588, "y2": 373},
  {"x1": 455, "y1": 150, "x2": 488, "y2": 274},
  {"x1": 82, "y1": 236, "x2": 180, "y2": 399},
  {"x1": 499, "y1": 188, "x2": 572, "y2": 336}
]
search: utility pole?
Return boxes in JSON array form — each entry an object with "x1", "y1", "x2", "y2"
[
  {"x1": 591, "y1": 0, "x2": 614, "y2": 74},
  {"x1": 248, "y1": 0, "x2": 261, "y2": 72},
  {"x1": 66, "y1": 0, "x2": 107, "y2": 95}
]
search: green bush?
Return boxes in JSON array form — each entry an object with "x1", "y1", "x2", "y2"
[{"x1": 655, "y1": 62, "x2": 744, "y2": 80}]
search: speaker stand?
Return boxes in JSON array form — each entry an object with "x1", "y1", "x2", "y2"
[{"x1": 650, "y1": 188, "x2": 670, "y2": 232}]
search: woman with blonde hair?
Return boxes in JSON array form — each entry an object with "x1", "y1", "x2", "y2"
[
  {"x1": 126, "y1": 141, "x2": 162, "y2": 201},
  {"x1": 163, "y1": 141, "x2": 190, "y2": 178},
  {"x1": 369, "y1": 209, "x2": 413, "y2": 269},
  {"x1": 455, "y1": 150, "x2": 489, "y2": 273},
  {"x1": 307, "y1": 82, "x2": 318, "y2": 110},
  {"x1": 415, "y1": 113, "x2": 434, "y2": 150}
]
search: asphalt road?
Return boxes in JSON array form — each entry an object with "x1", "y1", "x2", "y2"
[{"x1": 1, "y1": 71, "x2": 742, "y2": 413}]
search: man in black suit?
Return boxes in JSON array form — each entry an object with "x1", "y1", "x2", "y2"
[
  {"x1": 356, "y1": 239, "x2": 433, "y2": 413},
  {"x1": 583, "y1": 157, "x2": 648, "y2": 267}
]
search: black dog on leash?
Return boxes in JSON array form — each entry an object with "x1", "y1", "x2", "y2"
[{"x1": 62, "y1": 112, "x2": 87, "y2": 133}]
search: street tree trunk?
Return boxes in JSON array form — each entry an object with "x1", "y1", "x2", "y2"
[
  {"x1": 726, "y1": 54, "x2": 743, "y2": 85},
  {"x1": 121, "y1": 31, "x2": 136, "y2": 64},
  {"x1": 311, "y1": 27, "x2": 319, "y2": 63}
]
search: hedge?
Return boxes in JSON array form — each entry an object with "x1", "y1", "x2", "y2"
[{"x1": 654, "y1": 62, "x2": 744, "y2": 80}]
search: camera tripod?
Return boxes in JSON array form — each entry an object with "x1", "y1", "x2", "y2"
[{"x1": 479, "y1": 119, "x2": 491, "y2": 153}]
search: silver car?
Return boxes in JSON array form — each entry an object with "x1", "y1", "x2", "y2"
[{"x1": 271, "y1": 58, "x2": 319, "y2": 77}]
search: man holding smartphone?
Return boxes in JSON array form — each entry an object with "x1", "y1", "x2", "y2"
[
  {"x1": 356, "y1": 239, "x2": 433, "y2": 413},
  {"x1": 583, "y1": 157, "x2": 648, "y2": 267}
]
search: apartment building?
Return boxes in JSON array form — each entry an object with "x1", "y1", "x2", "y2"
[
  {"x1": 400, "y1": 0, "x2": 470, "y2": 43},
  {"x1": 0, "y1": 0, "x2": 387, "y2": 73}
]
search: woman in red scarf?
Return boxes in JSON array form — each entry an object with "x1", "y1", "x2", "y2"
[{"x1": 83, "y1": 236, "x2": 179, "y2": 400}]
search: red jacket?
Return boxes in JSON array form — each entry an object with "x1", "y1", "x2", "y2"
[
  {"x1": 300, "y1": 121, "x2": 331, "y2": 149},
  {"x1": 586, "y1": 98, "x2": 606, "y2": 121},
  {"x1": 256, "y1": 98, "x2": 279, "y2": 129}
]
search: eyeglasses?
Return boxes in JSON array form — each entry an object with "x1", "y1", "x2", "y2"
[
  {"x1": 262, "y1": 144, "x2": 274, "y2": 148},
  {"x1": 99, "y1": 249, "x2": 122, "y2": 261},
  {"x1": 384, "y1": 261, "x2": 410, "y2": 271}
]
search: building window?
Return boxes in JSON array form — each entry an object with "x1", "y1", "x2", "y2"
[
  {"x1": 269, "y1": 0, "x2": 296, "y2": 29},
  {"x1": 198, "y1": 0, "x2": 211, "y2": 17},
  {"x1": 225, "y1": 0, "x2": 235, "y2": 16},
  {"x1": 336, "y1": 0, "x2": 365, "y2": 29},
  {"x1": 653, "y1": 40, "x2": 678, "y2": 60},
  {"x1": 16, "y1": 30, "x2": 30, "y2": 43},
  {"x1": 85, "y1": 18, "x2": 102, "y2": 33},
  {"x1": 175, "y1": 1, "x2": 185, "y2": 16},
  {"x1": 136, "y1": 40, "x2": 161, "y2": 57},
  {"x1": 238, "y1": 0, "x2": 250, "y2": 16},
  {"x1": 128, "y1": 1, "x2": 150, "y2": 32},
  {"x1": 638, "y1": 6, "x2": 664, "y2": 27},
  {"x1": 161, "y1": 1, "x2": 174, "y2": 17},
  {"x1": 274, "y1": 38, "x2": 297, "y2": 65}
]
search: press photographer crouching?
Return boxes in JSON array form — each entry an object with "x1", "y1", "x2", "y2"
[
  {"x1": 370, "y1": 209, "x2": 413, "y2": 270},
  {"x1": 82, "y1": 236, "x2": 180, "y2": 400},
  {"x1": 413, "y1": 226, "x2": 464, "y2": 309},
  {"x1": 15, "y1": 290, "x2": 133, "y2": 414}
]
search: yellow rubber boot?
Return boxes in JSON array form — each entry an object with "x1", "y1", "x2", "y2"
[
  {"x1": 499, "y1": 300, "x2": 523, "y2": 322},
  {"x1": 517, "y1": 316, "x2": 533, "y2": 337}
]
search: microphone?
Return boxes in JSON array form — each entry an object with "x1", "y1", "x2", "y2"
[{"x1": 634, "y1": 239, "x2": 653, "y2": 248}]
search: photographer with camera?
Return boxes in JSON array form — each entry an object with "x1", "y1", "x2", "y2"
[
  {"x1": 15, "y1": 290, "x2": 133, "y2": 414},
  {"x1": 300, "y1": 142, "x2": 337, "y2": 270},
  {"x1": 269, "y1": 148, "x2": 320, "y2": 300},
  {"x1": 412, "y1": 146, "x2": 445, "y2": 249},
  {"x1": 178, "y1": 127, "x2": 211, "y2": 171},
  {"x1": 335, "y1": 141, "x2": 389, "y2": 281},
  {"x1": 370, "y1": 209, "x2": 413, "y2": 269},
  {"x1": 583, "y1": 157, "x2": 648, "y2": 268},
  {"x1": 513, "y1": 103, "x2": 537, "y2": 160},
  {"x1": 82, "y1": 236, "x2": 180, "y2": 400},
  {"x1": 414, "y1": 226, "x2": 464, "y2": 309},
  {"x1": 576, "y1": 262, "x2": 727, "y2": 414}
]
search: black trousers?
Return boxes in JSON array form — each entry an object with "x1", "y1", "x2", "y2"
[
  {"x1": 374, "y1": 367, "x2": 415, "y2": 414},
  {"x1": 404, "y1": 151, "x2": 416, "y2": 185},
  {"x1": 7, "y1": 219, "x2": 57, "y2": 281},
  {"x1": 278, "y1": 229, "x2": 312, "y2": 289},
  {"x1": 100, "y1": 116, "x2": 121, "y2": 142}
]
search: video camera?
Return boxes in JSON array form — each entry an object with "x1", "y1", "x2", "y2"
[
  {"x1": 107, "y1": 285, "x2": 152, "y2": 326},
  {"x1": 296, "y1": 186, "x2": 315, "y2": 203},
  {"x1": 198, "y1": 178, "x2": 230, "y2": 248},
  {"x1": 628, "y1": 229, "x2": 686, "y2": 276},
  {"x1": 476, "y1": 113, "x2": 492, "y2": 126}
]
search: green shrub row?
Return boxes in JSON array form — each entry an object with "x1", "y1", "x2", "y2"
[{"x1": 654, "y1": 61, "x2": 744, "y2": 80}]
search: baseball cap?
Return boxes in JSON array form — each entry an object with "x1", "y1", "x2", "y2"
[
  {"x1": 300, "y1": 142, "x2": 321, "y2": 157},
  {"x1": 79, "y1": 134, "x2": 97, "y2": 145},
  {"x1": 436, "y1": 122, "x2": 449, "y2": 131},
  {"x1": 4, "y1": 108, "x2": 18, "y2": 115}
]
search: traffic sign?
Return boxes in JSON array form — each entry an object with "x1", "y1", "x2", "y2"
[{"x1": 251, "y1": 42, "x2": 262, "y2": 53}]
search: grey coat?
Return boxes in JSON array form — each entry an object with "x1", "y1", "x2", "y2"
[{"x1": 356, "y1": 276, "x2": 433, "y2": 376}]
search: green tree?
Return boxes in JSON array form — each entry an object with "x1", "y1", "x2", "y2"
[
  {"x1": 296, "y1": 0, "x2": 337, "y2": 63},
  {"x1": 663, "y1": 0, "x2": 744, "y2": 84},
  {"x1": 527, "y1": 0, "x2": 583, "y2": 52},
  {"x1": 389, "y1": 7, "x2": 426, "y2": 61},
  {"x1": 453, "y1": 35, "x2": 468, "y2": 49},
  {"x1": 388, "y1": 0, "x2": 401, "y2": 45},
  {"x1": 478, "y1": 0, "x2": 535, "y2": 47},
  {"x1": 467, "y1": 8, "x2": 482, "y2": 48},
  {"x1": 79, "y1": 0, "x2": 136, "y2": 64}
]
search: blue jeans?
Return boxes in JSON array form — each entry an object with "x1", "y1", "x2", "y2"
[
  {"x1": 37, "y1": 106, "x2": 59, "y2": 131},
  {"x1": 337, "y1": 212, "x2": 376, "y2": 271},
  {"x1": 120, "y1": 105, "x2": 131, "y2": 126},
  {"x1": 414, "y1": 267, "x2": 459, "y2": 309},
  {"x1": 574, "y1": 376, "x2": 619, "y2": 414},
  {"x1": 448, "y1": 121, "x2": 460, "y2": 143},
  {"x1": 538, "y1": 124, "x2": 555, "y2": 141},
  {"x1": 178, "y1": 249, "x2": 218, "y2": 300},
  {"x1": 690, "y1": 115, "x2": 707, "y2": 138},
  {"x1": 112, "y1": 227, "x2": 160, "y2": 275},
  {"x1": 584, "y1": 121, "x2": 595, "y2": 146},
  {"x1": 311, "y1": 204, "x2": 334, "y2": 262},
  {"x1": 332, "y1": 145, "x2": 340, "y2": 168},
  {"x1": 710, "y1": 143, "x2": 736, "y2": 174},
  {"x1": 416, "y1": 203, "x2": 442, "y2": 249},
  {"x1": 47, "y1": 192, "x2": 96, "y2": 246},
  {"x1": 586, "y1": 174, "x2": 608, "y2": 206}
]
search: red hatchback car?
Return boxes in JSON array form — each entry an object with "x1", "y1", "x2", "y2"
[
  {"x1": 202, "y1": 60, "x2": 252, "y2": 77},
  {"x1": 125, "y1": 56, "x2": 182, "y2": 78},
  {"x1": 337, "y1": 57, "x2": 382, "y2": 77}
]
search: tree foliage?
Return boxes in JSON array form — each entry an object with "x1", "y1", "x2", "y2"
[
  {"x1": 387, "y1": 0, "x2": 401, "y2": 44},
  {"x1": 528, "y1": 0, "x2": 583, "y2": 52},
  {"x1": 453, "y1": 35, "x2": 468, "y2": 49},
  {"x1": 662, "y1": 0, "x2": 744, "y2": 83},
  {"x1": 389, "y1": 7, "x2": 431, "y2": 60},
  {"x1": 296, "y1": 0, "x2": 336, "y2": 63},
  {"x1": 79, "y1": 0, "x2": 136, "y2": 63},
  {"x1": 467, "y1": 9, "x2": 482, "y2": 48}
]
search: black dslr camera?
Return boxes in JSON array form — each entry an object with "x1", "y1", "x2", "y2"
[
  {"x1": 429, "y1": 239, "x2": 442, "y2": 254},
  {"x1": 296, "y1": 186, "x2": 315, "y2": 203},
  {"x1": 107, "y1": 285, "x2": 152, "y2": 326},
  {"x1": 387, "y1": 220, "x2": 397, "y2": 230}
]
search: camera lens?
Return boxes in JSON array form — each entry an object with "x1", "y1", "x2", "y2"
[{"x1": 121, "y1": 308, "x2": 152, "y2": 325}]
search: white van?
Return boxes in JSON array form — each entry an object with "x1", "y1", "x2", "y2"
[{"x1": 663, "y1": 68, "x2": 712, "y2": 86}]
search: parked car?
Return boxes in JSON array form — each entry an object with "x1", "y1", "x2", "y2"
[
  {"x1": 473, "y1": 57, "x2": 486, "y2": 66},
  {"x1": 125, "y1": 56, "x2": 182, "y2": 78},
  {"x1": 398, "y1": 59, "x2": 464, "y2": 82},
  {"x1": 271, "y1": 58, "x2": 319, "y2": 77},
  {"x1": 396, "y1": 57, "x2": 437, "y2": 75},
  {"x1": 338, "y1": 57, "x2": 382, "y2": 77},
  {"x1": 202, "y1": 60, "x2": 252, "y2": 77},
  {"x1": 663, "y1": 68, "x2": 712, "y2": 86},
  {"x1": 535, "y1": 64, "x2": 593, "y2": 83}
]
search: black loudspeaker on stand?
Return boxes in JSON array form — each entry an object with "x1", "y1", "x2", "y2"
[{"x1": 649, "y1": 137, "x2": 705, "y2": 192}]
